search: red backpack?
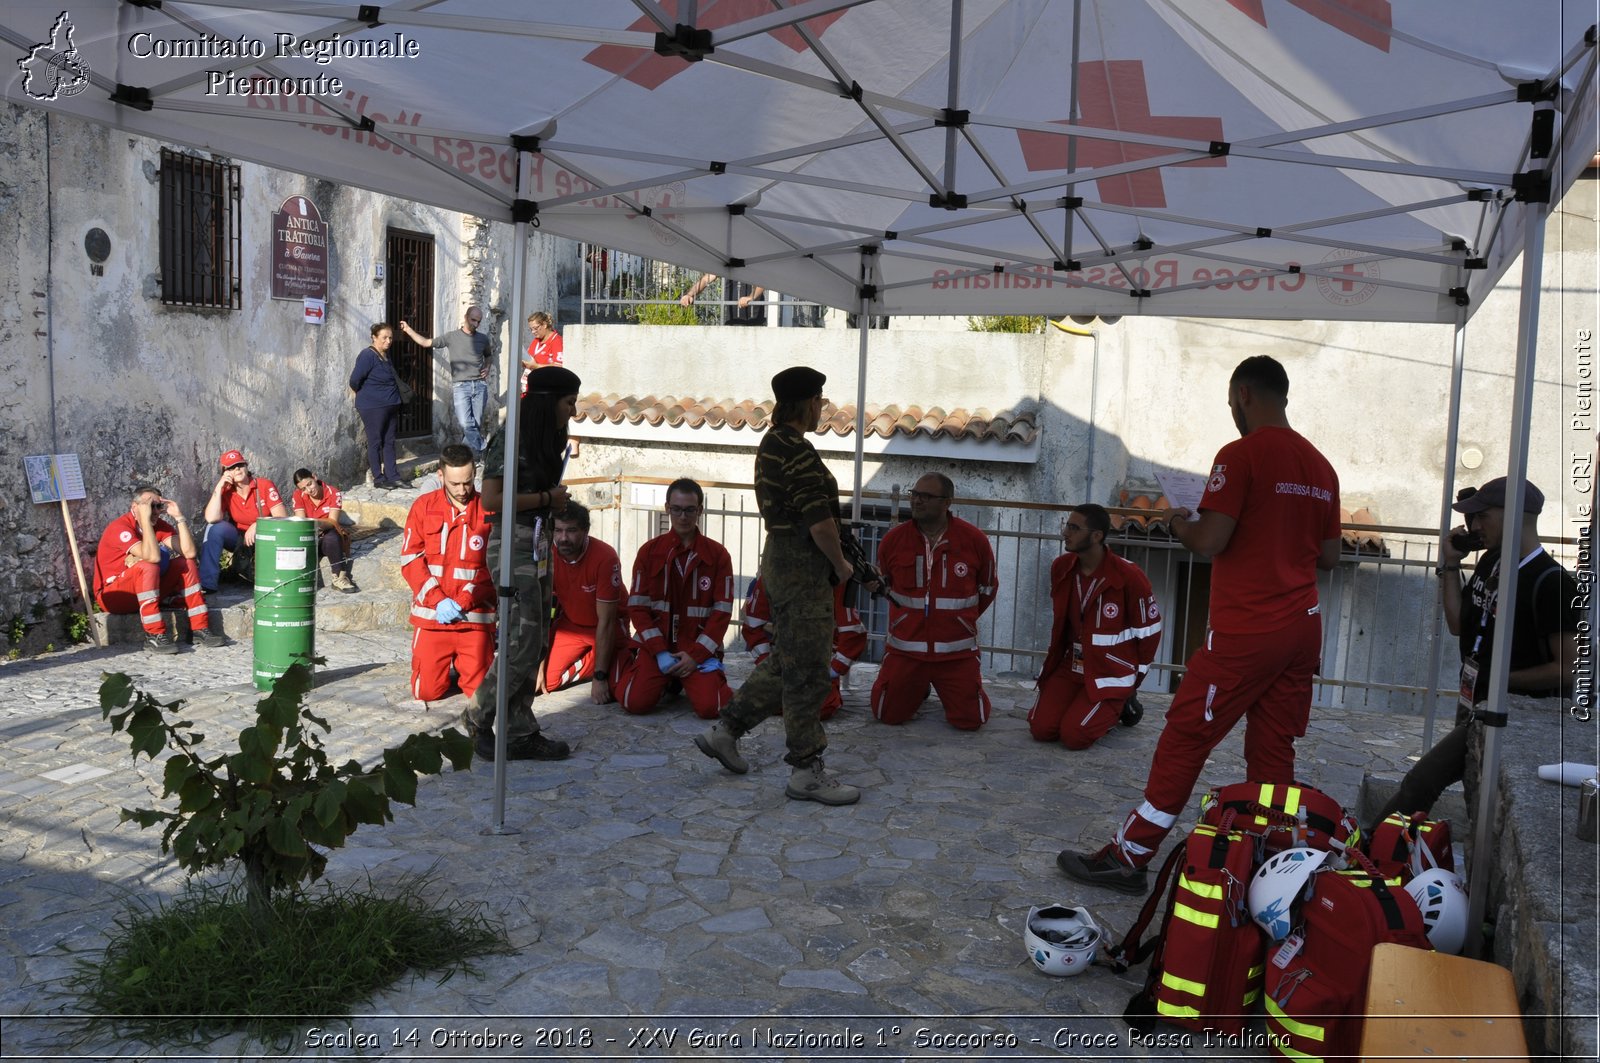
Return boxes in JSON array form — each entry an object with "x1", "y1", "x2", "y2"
[
  {"x1": 1263, "y1": 853, "x2": 1433, "y2": 1062},
  {"x1": 1361, "y1": 812, "x2": 1454, "y2": 882},
  {"x1": 1200, "y1": 780, "x2": 1360, "y2": 858}
]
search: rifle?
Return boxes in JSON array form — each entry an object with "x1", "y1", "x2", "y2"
[{"x1": 835, "y1": 521, "x2": 884, "y2": 598}]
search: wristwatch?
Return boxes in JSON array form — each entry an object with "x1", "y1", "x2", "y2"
[{"x1": 593, "y1": 668, "x2": 609, "y2": 680}]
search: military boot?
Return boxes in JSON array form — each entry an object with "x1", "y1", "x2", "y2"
[{"x1": 785, "y1": 757, "x2": 859, "y2": 806}]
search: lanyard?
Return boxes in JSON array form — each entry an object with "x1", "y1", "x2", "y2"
[{"x1": 1469, "y1": 546, "x2": 1544, "y2": 658}]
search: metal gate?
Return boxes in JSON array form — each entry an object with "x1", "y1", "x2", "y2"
[{"x1": 385, "y1": 228, "x2": 434, "y2": 437}]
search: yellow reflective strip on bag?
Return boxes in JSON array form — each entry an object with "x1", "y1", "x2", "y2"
[
  {"x1": 1256, "y1": 783, "x2": 1275, "y2": 824},
  {"x1": 1266, "y1": 995, "x2": 1326, "y2": 1041},
  {"x1": 1172, "y1": 901, "x2": 1220, "y2": 929},
  {"x1": 1179, "y1": 873, "x2": 1224, "y2": 900},
  {"x1": 1284, "y1": 785, "x2": 1302, "y2": 815},
  {"x1": 1248, "y1": 964, "x2": 1264, "y2": 978},
  {"x1": 1159, "y1": 970, "x2": 1207, "y2": 998},
  {"x1": 1243, "y1": 987, "x2": 1262, "y2": 1005},
  {"x1": 1155, "y1": 999, "x2": 1202, "y2": 1020}
]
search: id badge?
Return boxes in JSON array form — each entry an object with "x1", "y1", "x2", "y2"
[
  {"x1": 1457, "y1": 656, "x2": 1480, "y2": 714},
  {"x1": 1072, "y1": 641, "x2": 1085, "y2": 675}
]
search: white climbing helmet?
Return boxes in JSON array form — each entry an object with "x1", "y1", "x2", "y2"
[
  {"x1": 1405, "y1": 868, "x2": 1470, "y2": 955},
  {"x1": 1024, "y1": 904, "x2": 1101, "y2": 976},
  {"x1": 1247, "y1": 847, "x2": 1330, "y2": 941}
]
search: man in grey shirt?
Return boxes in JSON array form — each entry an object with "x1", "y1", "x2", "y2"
[{"x1": 399, "y1": 306, "x2": 493, "y2": 454}]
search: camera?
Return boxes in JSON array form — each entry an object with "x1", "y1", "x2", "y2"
[{"x1": 1449, "y1": 528, "x2": 1483, "y2": 554}]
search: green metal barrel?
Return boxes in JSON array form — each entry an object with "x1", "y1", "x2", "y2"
[{"x1": 252, "y1": 518, "x2": 317, "y2": 690}]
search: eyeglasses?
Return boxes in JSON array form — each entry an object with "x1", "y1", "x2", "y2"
[
  {"x1": 668, "y1": 505, "x2": 701, "y2": 517},
  {"x1": 908, "y1": 490, "x2": 950, "y2": 503},
  {"x1": 226, "y1": 463, "x2": 248, "y2": 472}
]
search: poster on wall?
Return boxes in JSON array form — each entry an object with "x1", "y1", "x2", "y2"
[
  {"x1": 303, "y1": 298, "x2": 326, "y2": 325},
  {"x1": 271, "y1": 195, "x2": 328, "y2": 301},
  {"x1": 24, "y1": 453, "x2": 86, "y2": 504}
]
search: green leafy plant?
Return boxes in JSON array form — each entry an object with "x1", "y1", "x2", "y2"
[
  {"x1": 100, "y1": 664, "x2": 474, "y2": 922},
  {"x1": 67, "y1": 611, "x2": 92, "y2": 644},
  {"x1": 966, "y1": 314, "x2": 1047, "y2": 333},
  {"x1": 5, "y1": 613, "x2": 25, "y2": 645},
  {"x1": 632, "y1": 294, "x2": 702, "y2": 325}
]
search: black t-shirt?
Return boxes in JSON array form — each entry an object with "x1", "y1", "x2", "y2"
[{"x1": 1459, "y1": 545, "x2": 1580, "y2": 697}]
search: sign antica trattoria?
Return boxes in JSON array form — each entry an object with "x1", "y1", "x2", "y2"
[{"x1": 271, "y1": 195, "x2": 328, "y2": 300}]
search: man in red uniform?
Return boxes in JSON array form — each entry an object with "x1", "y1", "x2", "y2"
[
  {"x1": 870, "y1": 472, "x2": 998, "y2": 729},
  {"x1": 1027, "y1": 504, "x2": 1162, "y2": 749},
  {"x1": 543, "y1": 500, "x2": 624, "y2": 704},
  {"x1": 742, "y1": 578, "x2": 868, "y2": 719},
  {"x1": 1058, "y1": 356, "x2": 1341, "y2": 895},
  {"x1": 200, "y1": 449, "x2": 287, "y2": 591},
  {"x1": 614, "y1": 478, "x2": 736, "y2": 718},
  {"x1": 291, "y1": 467, "x2": 357, "y2": 593},
  {"x1": 401, "y1": 444, "x2": 496, "y2": 705},
  {"x1": 95, "y1": 483, "x2": 221, "y2": 654}
]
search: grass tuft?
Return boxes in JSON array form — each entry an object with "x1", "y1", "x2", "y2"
[{"x1": 65, "y1": 872, "x2": 513, "y2": 1046}]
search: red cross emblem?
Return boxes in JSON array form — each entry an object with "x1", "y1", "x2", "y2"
[
  {"x1": 1016, "y1": 61, "x2": 1224, "y2": 208},
  {"x1": 1226, "y1": 0, "x2": 1393, "y2": 52},
  {"x1": 584, "y1": 0, "x2": 847, "y2": 90}
]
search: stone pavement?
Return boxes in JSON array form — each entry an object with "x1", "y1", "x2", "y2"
[{"x1": 0, "y1": 627, "x2": 1442, "y2": 1062}]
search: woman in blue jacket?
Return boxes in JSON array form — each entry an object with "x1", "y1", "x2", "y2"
[{"x1": 348, "y1": 321, "x2": 405, "y2": 489}]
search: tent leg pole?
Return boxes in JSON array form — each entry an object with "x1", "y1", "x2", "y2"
[
  {"x1": 851, "y1": 254, "x2": 872, "y2": 522},
  {"x1": 1463, "y1": 192, "x2": 1548, "y2": 957},
  {"x1": 1424, "y1": 316, "x2": 1470, "y2": 750}
]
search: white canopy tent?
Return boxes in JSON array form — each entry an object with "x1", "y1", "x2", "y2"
[{"x1": 5, "y1": 0, "x2": 1595, "y2": 938}]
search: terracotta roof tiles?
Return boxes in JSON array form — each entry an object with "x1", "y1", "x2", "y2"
[{"x1": 1111, "y1": 487, "x2": 1387, "y2": 555}]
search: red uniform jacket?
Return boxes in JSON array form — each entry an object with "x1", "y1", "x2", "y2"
[
  {"x1": 1039, "y1": 549, "x2": 1162, "y2": 701},
  {"x1": 401, "y1": 489, "x2": 495, "y2": 629},
  {"x1": 742, "y1": 579, "x2": 868, "y2": 676},
  {"x1": 626, "y1": 531, "x2": 735, "y2": 664},
  {"x1": 878, "y1": 515, "x2": 997, "y2": 660}
]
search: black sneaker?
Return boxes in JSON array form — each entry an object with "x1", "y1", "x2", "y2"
[
  {"x1": 1056, "y1": 847, "x2": 1150, "y2": 896},
  {"x1": 508, "y1": 732, "x2": 571, "y2": 761},
  {"x1": 145, "y1": 632, "x2": 181, "y2": 655},
  {"x1": 191, "y1": 627, "x2": 228, "y2": 648},
  {"x1": 1120, "y1": 696, "x2": 1144, "y2": 728}
]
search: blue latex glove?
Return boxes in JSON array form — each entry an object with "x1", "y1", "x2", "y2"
[
  {"x1": 697, "y1": 657, "x2": 724, "y2": 674},
  {"x1": 655, "y1": 650, "x2": 678, "y2": 674},
  {"x1": 434, "y1": 597, "x2": 463, "y2": 624}
]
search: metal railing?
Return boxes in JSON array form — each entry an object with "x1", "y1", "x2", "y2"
[
  {"x1": 579, "y1": 245, "x2": 824, "y2": 327},
  {"x1": 569, "y1": 473, "x2": 1581, "y2": 718}
]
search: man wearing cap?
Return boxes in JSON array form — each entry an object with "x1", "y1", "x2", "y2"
[
  {"x1": 694, "y1": 365, "x2": 862, "y2": 805},
  {"x1": 200, "y1": 449, "x2": 287, "y2": 592},
  {"x1": 94, "y1": 483, "x2": 222, "y2": 654},
  {"x1": 399, "y1": 306, "x2": 494, "y2": 455},
  {"x1": 1058, "y1": 355, "x2": 1341, "y2": 895},
  {"x1": 1374, "y1": 476, "x2": 1580, "y2": 825},
  {"x1": 870, "y1": 471, "x2": 999, "y2": 730}
]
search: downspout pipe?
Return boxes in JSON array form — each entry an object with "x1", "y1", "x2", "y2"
[{"x1": 1052, "y1": 319, "x2": 1099, "y2": 503}]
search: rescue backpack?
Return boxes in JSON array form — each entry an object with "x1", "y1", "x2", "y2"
[
  {"x1": 1200, "y1": 780, "x2": 1361, "y2": 858},
  {"x1": 1360, "y1": 811, "x2": 1454, "y2": 883},
  {"x1": 1263, "y1": 851, "x2": 1433, "y2": 1063},
  {"x1": 1109, "y1": 820, "x2": 1265, "y2": 1037}
]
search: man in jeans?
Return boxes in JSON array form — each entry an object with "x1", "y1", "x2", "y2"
[{"x1": 399, "y1": 306, "x2": 493, "y2": 454}]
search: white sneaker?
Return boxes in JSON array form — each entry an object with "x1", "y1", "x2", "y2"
[{"x1": 330, "y1": 571, "x2": 359, "y2": 593}]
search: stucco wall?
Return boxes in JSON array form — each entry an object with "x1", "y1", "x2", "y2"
[{"x1": 0, "y1": 108, "x2": 573, "y2": 624}]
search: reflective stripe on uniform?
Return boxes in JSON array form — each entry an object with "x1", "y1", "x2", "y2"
[
  {"x1": 451, "y1": 567, "x2": 479, "y2": 581},
  {"x1": 696, "y1": 633, "x2": 719, "y2": 654},
  {"x1": 934, "y1": 594, "x2": 980, "y2": 610},
  {"x1": 889, "y1": 590, "x2": 924, "y2": 609},
  {"x1": 1091, "y1": 621, "x2": 1163, "y2": 646},
  {"x1": 686, "y1": 606, "x2": 711, "y2": 618},
  {"x1": 931, "y1": 638, "x2": 976, "y2": 653}
]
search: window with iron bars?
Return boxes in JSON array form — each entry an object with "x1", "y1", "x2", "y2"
[{"x1": 158, "y1": 148, "x2": 241, "y2": 310}]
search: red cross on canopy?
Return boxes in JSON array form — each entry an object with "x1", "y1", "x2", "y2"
[
  {"x1": 1332, "y1": 262, "x2": 1367, "y2": 290},
  {"x1": 1016, "y1": 60, "x2": 1224, "y2": 209},
  {"x1": 585, "y1": 0, "x2": 848, "y2": 91},
  {"x1": 1226, "y1": 0, "x2": 1393, "y2": 52}
]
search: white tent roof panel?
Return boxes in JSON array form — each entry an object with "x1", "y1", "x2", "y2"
[{"x1": 2, "y1": 0, "x2": 1593, "y2": 322}]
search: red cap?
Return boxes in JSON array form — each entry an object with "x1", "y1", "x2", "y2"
[{"x1": 219, "y1": 449, "x2": 246, "y2": 469}]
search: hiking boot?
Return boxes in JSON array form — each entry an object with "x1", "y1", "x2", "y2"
[
  {"x1": 145, "y1": 632, "x2": 181, "y2": 655},
  {"x1": 330, "y1": 571, "x2": 359, "y2": 593},
  {"x1": 785, "y1": 758, "x2": 859, "y2": 806},
  {"x1": 191, "y1": 627, "x2": 228, "y2": 648},
  {"x1": 1056, "y1": 847, "x2": 1149, "y2": 896},
  {"x1": 694, "y1": 722, "x2": 749, "y2": 775},
  {"x1": 472, "y1": 726, "x2": 496, "y2": 760},
  {"x1": 1120, "y1": 696, "x2": 1144, "y2": 728},
  {"x1": 500, "y1": 732, "x2": 570, "y2": 761}
]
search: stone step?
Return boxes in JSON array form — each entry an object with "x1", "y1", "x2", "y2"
[{"x1": 93, "y1": 585, "x2": 414, "y2": 647}]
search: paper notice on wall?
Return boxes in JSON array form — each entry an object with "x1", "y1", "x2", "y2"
[
  {"x1": 24, "y1": 453, "x2": 86, "y2": 504},
  {"x1": 303, "y1": 298, "x2": 326, "y2": 325},
  {"x1": 1153, "y1": 469, "x2": 1206, "y2": 518}
]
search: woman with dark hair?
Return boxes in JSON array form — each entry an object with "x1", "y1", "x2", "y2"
[
  {"x1": 463, "y1": 364, "x2": 581, "y2": 762},
  {"x1": 348, "y1": 321, "x2": 405, "y2": 489}
]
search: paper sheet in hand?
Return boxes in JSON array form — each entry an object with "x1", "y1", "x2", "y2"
[{"x1": 1153, "y1": 470, "x2": 1207, "y2": 518}]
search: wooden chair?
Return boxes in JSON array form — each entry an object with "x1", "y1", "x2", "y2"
[{"x1": 1360, "y1": 942, "x2": 1529, "y2": 1062}]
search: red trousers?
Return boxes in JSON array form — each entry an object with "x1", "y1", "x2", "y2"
[
  {"x1": 614, "y1": 647, "x2": 732, "y2": 719},
  {"x1": 411, "y1": 625, "x2": 493, "y2": 701},
  {"x1": 870, "y1": 652, "x2": 991, "y2": 730},
  {"x1": 1110, "y1": 610, "x2": 1322, "y2": 868},
  {"x1": 543, "y1": 625, "x2": 598, "y2": 690},
  {"x1": 1028, "y1": 670, "x2": 1120, "y2": 749},
  {"x1": 97, "y1": 557, "x2": 209, "y2": 636}
]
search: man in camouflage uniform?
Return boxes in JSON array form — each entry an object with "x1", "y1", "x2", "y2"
[
  {"x1": 694, "y1": 366, "x2": 861, "y2": 805},
  {"x1": 464, "y1": 365, "x2": 580, "y2": 762}
]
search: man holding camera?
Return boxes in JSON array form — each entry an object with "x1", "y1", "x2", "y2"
[
  {"x1": 94, "y1": 484, "x2": 221, "y2": 654},
  {"x1": 1374, "y1": 476, "x2": 1580, "y2": 824}
]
